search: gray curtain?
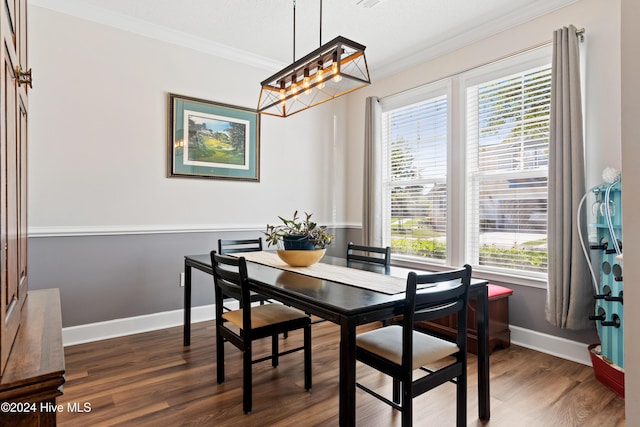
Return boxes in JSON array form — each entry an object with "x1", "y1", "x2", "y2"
[
  {"x1": 363, "y1": 96, "x2": 383, "y2": 247},
  {"x1": 545, "y1": 25, "x2": 593, "y2": 329}
]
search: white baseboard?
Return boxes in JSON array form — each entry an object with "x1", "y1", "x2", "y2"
[
  {"x1": 63, "y1": 310, "x2": 592, "y2": 366},
  {"x1": 63, "y1": 304, "x2": 216, "y2": 346},
  {"x1": 510, "y1": 325, "x2": 592, "y2": 366}
]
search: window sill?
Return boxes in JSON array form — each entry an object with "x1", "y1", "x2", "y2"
[{"x1": 391, "y1": 256, "x2": 547, "y2": 289}]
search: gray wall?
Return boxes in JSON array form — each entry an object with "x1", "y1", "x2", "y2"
[
  {"x1": 28, "y1": 228, "x2": 351, "y2": 328},
  {"x1": 30, "y1": 226, "x2": 598, "y2": 346},
  {"x1": 492, "y1": 281, "x2": 598, "y2": 344}
]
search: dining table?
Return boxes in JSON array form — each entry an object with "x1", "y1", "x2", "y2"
[{"x1": 183, "y1": 252, "x2": 490, "y2": 426}]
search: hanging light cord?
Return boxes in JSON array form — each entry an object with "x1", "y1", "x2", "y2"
[
  {"x1": 293, "y1": 0, "x2": 326, "y2": 62},
  {"x1": 319, "y1": 0, "x2": 323, "y2": 46},
  {"x1": 294, "y1": 0, "x2": 325, "y2": 61},
  {"x1": 293, "y1": 0, "x2": 296, "y2": 62}
]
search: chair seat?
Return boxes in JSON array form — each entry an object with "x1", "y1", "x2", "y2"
[
  {"x1": 356, "y1": 325, "x2": 459, "y2": 369},
  {"x1": 223, "y1": 303, "x2": 308, "y2": 329}
]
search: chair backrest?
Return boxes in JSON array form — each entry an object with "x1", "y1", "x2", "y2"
[
  {"x1": 218, "y1": 238, "x2": 263, "y2": 255},
  {"x1": 211, "y1": 251, "x2": 252, "y2": 327},
  {"x1": 403, "y1": 265, "x2": 472, "y2": 362},
  {"x1": 346, "y1": 242, "x2": 391, "y2": 270}
]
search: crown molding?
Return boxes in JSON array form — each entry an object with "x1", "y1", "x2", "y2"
[
  {"x1": 29, "y1": 0, "x2": 285, "y2": 72},
  {"x1": 372, "y1": 0, "x2": 578, "y2": 80}
]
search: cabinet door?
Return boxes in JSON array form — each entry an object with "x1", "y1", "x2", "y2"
[
  {"x1": 0, "y1": 0, "x2": 27, "y2": 375},
  {"x1": 1, "y1": 45, "x2": 21, "y2": 374}
]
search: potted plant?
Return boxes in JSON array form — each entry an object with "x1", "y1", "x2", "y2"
[{"x1": 264, "y1": 211, "x2": 334, "y2": 266}]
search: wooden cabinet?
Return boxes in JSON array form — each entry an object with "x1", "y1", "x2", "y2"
[
  {"x1": 1, "y1": 0, "x2": 30, "y2": 375},
  {"x1": 416, "y1": 284, "x2": 513, "y2": 355}
]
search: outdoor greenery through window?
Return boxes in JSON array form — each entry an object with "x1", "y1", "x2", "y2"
[{"x1": 380, "y1": 47, "x2": 551, "y2": 277}]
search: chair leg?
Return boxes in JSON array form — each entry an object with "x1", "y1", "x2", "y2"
[
  {"x1": 456, "y1": 373, "x2": 467, "y2": 427},
  {"x1": 243, "y1": 347, "x2": 253, "y2": 414},
  {"x1": 304, "y1": 323, "x2": 312, "y2": 391},
  {"x1": 272, "y1": 335, "x2": 279, "y2": 367},
  {"x1": 401, "y1": 379, "x2": 412, "y2": 427},
  {"x1": 216, "y1": 328, "x2": 225, "y2": 384},
  {"x1": 392, "y1": 379, "x2": 401, "y2": 405}
]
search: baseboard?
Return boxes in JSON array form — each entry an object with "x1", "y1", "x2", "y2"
[
  {"x1": 62, "y1": 303, "x2": 231, "y2": 346},
  {"x1": 510, "y1": 325, "x2": 592, "y2": 366},
  {"x1": 63, "y1": 310, "x2": 592, "y2": 366}
]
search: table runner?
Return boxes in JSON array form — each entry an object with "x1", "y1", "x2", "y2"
[{"x1": 234, "y1": 251, "x2": 409, "y2": 295}]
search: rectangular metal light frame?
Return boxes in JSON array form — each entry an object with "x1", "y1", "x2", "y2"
[{"x1": 258, "y1": 36, "x2": 371, "y2": 117}]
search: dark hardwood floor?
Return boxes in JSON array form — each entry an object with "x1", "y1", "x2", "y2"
[{"x1": 57, "y1": 320, "x2": 625, "y2": 426}]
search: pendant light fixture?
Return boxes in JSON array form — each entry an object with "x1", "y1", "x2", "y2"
[{"x1": 258, "y1": 0, "x2": 371, "y2": 117}]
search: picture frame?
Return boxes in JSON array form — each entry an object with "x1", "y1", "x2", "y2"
[{"x1": 168, "y1": 93, "x2": 260, "y2": 181}]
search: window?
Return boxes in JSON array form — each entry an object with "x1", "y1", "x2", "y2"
[
  {"x1": 381, "y1": 85, "x2": 449, "y2": 262},
  {"x1": 379, "y1": 47, "x2": 551, "y2": 279},
  {"x1": 466, "y1": 64, "x2": 551, "y2": 275}
]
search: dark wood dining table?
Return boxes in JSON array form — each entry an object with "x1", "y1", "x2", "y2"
[{"x1": 183, "y1": 253, "x2": 490, "y2": 426}]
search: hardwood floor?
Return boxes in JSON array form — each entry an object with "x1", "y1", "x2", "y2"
[{"x1": 57, "y1": 320, "x2": 625, "y2": 426}]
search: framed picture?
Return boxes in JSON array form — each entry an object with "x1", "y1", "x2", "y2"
[{"x1": 168, "y1": 94, "x2": 260, "y2": 181}]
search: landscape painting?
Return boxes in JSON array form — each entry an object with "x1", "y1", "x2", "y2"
[
  {"x1": 168, "y1": 94, "x2": 260, "y2": 181},
  {"x1": 183, "y1": 112, "x2": 250, "y2": 170}
]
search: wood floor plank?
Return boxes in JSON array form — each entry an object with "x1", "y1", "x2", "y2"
[{"x1": 57, "y1": 320, "x2": 625, "y2": 426}]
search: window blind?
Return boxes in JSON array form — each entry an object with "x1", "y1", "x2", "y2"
[
  {"x1": 382, "y1": 93, "x2": 448, "y2": 261},
  {"x1": 466, "y1": 65, "x2": 551, "y2": 274}
]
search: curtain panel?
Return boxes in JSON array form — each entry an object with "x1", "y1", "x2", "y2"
[
  {"x1": 363, "y1": 96, "x2": 383, "y2": 247},
  {"x1": 545, "y1": 25, "x2": 593, "y2": 330}
]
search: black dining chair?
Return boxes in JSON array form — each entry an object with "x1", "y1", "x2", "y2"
[
  {"x1": 218, "y1": 237, "x2": 263, "y2": 255},
  {"x1": 211, "y1": 251, "x2": 312, "y2": 414},
  {"x1": 218, "y1": 238, "x2": 270, "y2": 309},
  {"x1": 347, "y1": 242, "x2": 391, "y2": 272},
  {"x1": 347, "y1": 242, "x2": 393, "y2": 326},
  {"x1": 355, "y1": 265, "x2": 472, "y2": 427}
]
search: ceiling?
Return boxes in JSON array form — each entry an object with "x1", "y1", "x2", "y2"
[{"x1": 32, "y1": 0, "x2": 577, "y2": 79}]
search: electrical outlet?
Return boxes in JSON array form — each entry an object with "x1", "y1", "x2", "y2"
[{"x1": 180, "y1": 272, "x2": 185, "y2": 287}]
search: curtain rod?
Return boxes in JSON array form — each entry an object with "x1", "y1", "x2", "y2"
[
  {"x1": 471, "y1": 27, "x2": 586, "y2": 74},
  {"x1": 380, "y1": 26, "x2": 586, "y2": 103}
]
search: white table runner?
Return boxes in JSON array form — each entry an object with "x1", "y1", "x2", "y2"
[{"x1": 234, "y1": 251, "x2": 408, "y2": 295}]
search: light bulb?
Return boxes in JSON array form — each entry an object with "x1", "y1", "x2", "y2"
[
  {"x1": 331, "y1": 51, "x2": 341, "y2": 82},
  {"x1": 332, "y1": 62, "x2": 342, "y2": 82},
  {"x1": 316, "y1": 67, "x2": 325, "y2": 89},
  {"x1": 290, "y1": 74, "x2": 298, "y2": 98},
  {"x1": 303, "y1": 69, "x2": 311, "y2": 94}
]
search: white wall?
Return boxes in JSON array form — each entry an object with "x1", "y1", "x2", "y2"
[
  {"x1": 28, "y1": 6, "x2": 349, "y2": 234},
  {"x1": 344, "y1": 0, "x2": 621, "y2": 224}
]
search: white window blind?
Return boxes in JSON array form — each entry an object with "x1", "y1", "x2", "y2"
[
  {"x1": 381, "y1": 91, "x2": 448, "y2": 262},
  {"x1": 466, "y1": 64, "x2": 551, "y2": 275}
]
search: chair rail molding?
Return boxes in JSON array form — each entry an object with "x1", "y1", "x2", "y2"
[{"x1": 28, "y1": 223, "x2": 357, "y2": 238}]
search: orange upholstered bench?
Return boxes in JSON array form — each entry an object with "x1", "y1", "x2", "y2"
[{"x1": 415, "y1": 283, "x2": 513, "y2": 355}]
